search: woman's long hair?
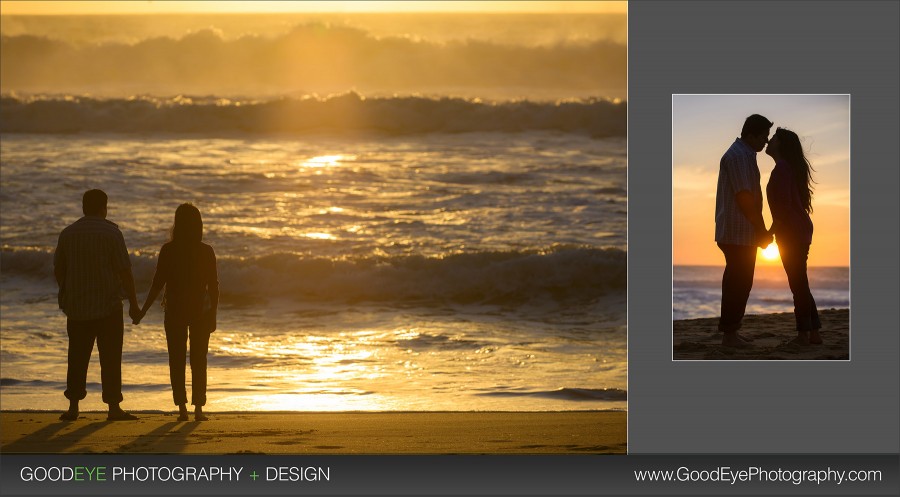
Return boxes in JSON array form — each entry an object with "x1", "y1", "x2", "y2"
[
  {"x1": 774, "y1": 127, "x2": 815, "y2": 213},
  {"x1": 170, "y1": 203, "x2": 203, "y2": 245},
  {"x1": 163, "y1": 202, "x2": 203, "y2": 296}
]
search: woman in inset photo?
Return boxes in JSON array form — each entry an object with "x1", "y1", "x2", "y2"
[{"x1": 764, "y1": 128, "x2": 822, "y2": 345}]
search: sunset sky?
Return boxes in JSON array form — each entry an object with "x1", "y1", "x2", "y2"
[
  {"x1": 673, "y1": 94, "x2": 850, "y2": 268},
  {"x1": 0, "y1": 1, "x2": 627, "y2": 100},
  {"x1": 1, "y1": 1, "x2": 627, "y2": 15}
]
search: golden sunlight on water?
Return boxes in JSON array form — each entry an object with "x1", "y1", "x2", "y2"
[
  {"x1": 303, "y1": 232, "x2": 338, "y2": 241},
  {"x1": 213, "y1": 329, "x2": 430, "y2": 411},
  {"x1": 301, "y1": 154, "x2": 357, "y2": 168},
  {"x1": 233, "y1": 393, "x2": 399, "y2": 411}
]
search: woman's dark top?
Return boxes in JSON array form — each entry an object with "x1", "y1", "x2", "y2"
[
  {"x1": 152, "y1": 241, "x2": 218, "y2": 325},
  {"x1": 766, "y1": 160, "x2": 813, "y2": 246}
]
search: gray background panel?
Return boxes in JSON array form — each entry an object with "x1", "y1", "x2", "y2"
[{"x1": 629, "y1": 1, "x2": 900, "y2": 453}]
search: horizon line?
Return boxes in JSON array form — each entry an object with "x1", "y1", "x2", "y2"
[{"x1": 674, "y1": 263, "x2": 850, "y2": 269}]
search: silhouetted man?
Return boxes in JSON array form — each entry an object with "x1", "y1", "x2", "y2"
[
  {"x1": 715, "y1": 115, "x2": 773, "y2": 347},
  {"x1": 54, "y1": 189, "x2": 141, "y2": 420}
]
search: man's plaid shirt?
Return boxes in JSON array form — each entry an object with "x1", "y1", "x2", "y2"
[
  {"x1": 715, "y1": 138, "x2": 762, "y2": 246},
  {"x1": 54, "y1": 216, "x2": 132, "y2": 321}
]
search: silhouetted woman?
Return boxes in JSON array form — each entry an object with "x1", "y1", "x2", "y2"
[
  {"x1": 765, "y1": 128, "x2": 822, "y2": 345},
  {"x1": 137, "y1": 203, "x2": 218, "y2": 420}
]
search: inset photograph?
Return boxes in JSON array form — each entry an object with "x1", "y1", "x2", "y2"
[{"x1": 673, "y1": 94, "x2": 849, "y2": 361}]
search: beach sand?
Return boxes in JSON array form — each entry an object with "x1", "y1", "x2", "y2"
[
  {"x1": 673, "y1": 308, "x2": 849, "y2": 360},
  {"x1": 1, "y1": 411, "x2": 625, "y2": 454}
]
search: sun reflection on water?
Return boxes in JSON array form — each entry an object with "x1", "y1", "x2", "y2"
[
  {"x1": 303, "y1": 232, "x2": 337, "y2": 240},
  {"x1": 211, "y1": 329, "x2": 410, "y2": 410},
  {"x1": 227, "y1": 393, "x2": 398, "y2": 412},
  {"x1": 301, "y1": 154, "x2": 357, "y2": 168},
  {"x1": 196, "y1": 319, "x2": 627, "y2": 412}
]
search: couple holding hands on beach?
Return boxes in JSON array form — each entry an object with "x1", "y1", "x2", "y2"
[
  {"x1": 54, "y1": 191, "x2": 218, "y2": 422},
  {"x1": 715, "y1": 114, "x2": 821, "y2": 348}
]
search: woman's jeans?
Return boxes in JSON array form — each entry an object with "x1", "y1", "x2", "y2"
[
  {"x1": 778, "y1": 241, "x2": 822, "y2": 332},
  {"x1": 165, "y1": 316, "x2": 212, "y2": 406}
]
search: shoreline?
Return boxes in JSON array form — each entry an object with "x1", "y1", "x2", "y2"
[
  {"x1": 1, "y1": 411, "x2": 626, "y2": 454},
  {"x1": 674, "y1": 308, "x2": 849, "y2": 360}
]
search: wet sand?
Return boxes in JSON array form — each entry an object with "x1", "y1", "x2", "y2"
[
  {"x1": 674, "y1": 308, "x2": 849, "y2": 360},
  {"x1": 1, "y1": 411, "x2": 626, "y2": 454}
]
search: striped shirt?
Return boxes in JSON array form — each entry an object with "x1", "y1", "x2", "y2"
[
  {"x1": 715, "y1": 138, "x2": 762, "y2": 246},
  {"x1": 54, "y1": 216, "x2": 132, "y2": 321}
]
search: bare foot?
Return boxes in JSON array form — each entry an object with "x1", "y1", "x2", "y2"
[
  {"x1": 60, "y1": 400, "x2": 79, "y2": 421},
  {"x1": 195, "y1": 408, "x2": 208, "y2": 421},
  {"x1": 789, "y1": 332, "x2": 811, "y2": 346},
  {"x1": 177, "y1": 405, "x2": 189, "y2": 421},
  {"x1": 737, "y1": 333, "x2": 754, "y2": 342},
  {"x1": 809, "y1": 330, "x2": 823, "y2": 345},
  {"x1": 107, "y1": 409, "x2": 138, "y2": 421},
  {"x1": 722, "y1": 333, "x2": 751, "y2": 348},
  {"x1": 59, "y1": 410, "x2": 78, "y2": 421}
]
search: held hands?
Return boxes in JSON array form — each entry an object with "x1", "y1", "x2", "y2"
[
  {"x1": 129, "y1": 305, "x2": 215, "y2": 329},
  {"x1": 129, "y1": 305, "x2": 146, "y2": 325}
]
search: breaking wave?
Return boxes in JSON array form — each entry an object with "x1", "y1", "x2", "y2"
[
  {"x1": 475, "y1": 387, "x2": 627, "y2": 401},
  {"x1": 0, "y1": 93, "x2": 625, "y2": 136},
  {"x1": 1, "y1": 246, "x2": 626, "y2": 307}
]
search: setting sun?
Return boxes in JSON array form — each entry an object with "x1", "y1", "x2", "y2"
[{"x1": 761, "y1": 242, "x2": 780, "y2": 261}]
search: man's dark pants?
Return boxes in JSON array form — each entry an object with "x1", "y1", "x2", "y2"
[
  {"x1": 65, "y1": 307, "x2": 124, "y2": 404},
  {"x1": 718, "y1": 243, "x2": 757, "y2": 333}
]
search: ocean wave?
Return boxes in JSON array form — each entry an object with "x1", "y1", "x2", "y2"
[
  {"x1": 1, "y1": 246, "x2": 625, "y2": 306},
  {"x1": 757, "y1": 297, "x2": 795, "y2": 305},
  {"x1": 675, "y1": 276, "x2": 849, "y2": 290},
  {"x1": 0, "y1": 93, "x2": 625, "y2": 136},
  {"x1": 0, "y1": 25, "x2": 625, "y2": 97},
  {"x1": 475, "y1": 387, "x2": 626, "y2": 401},
  {"x1": 0, "y1": 378, "x2": 169, "y2": 392},
  {"x1": 0, "y1": 378, "x2": 61, "y2": 387}
]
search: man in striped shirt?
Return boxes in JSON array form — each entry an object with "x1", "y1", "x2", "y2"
[
  {"x1": 54, "y1": 189, "x2": 142, "y2": 421},
  {"x1": 715, "y1": 115, "x2": 773, "y2": 347}
]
